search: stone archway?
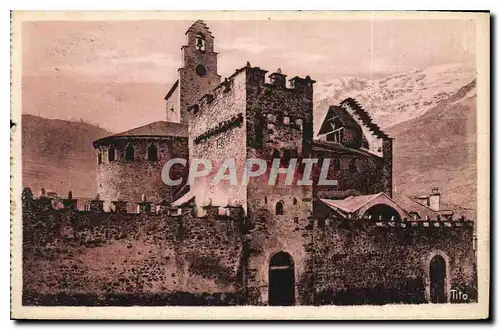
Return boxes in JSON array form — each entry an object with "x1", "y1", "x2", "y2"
[
  {"x1": 430, "y1": 255, "x2": 447, "y2": 303},
  {"x1": 363, "y1": 203, "x2": 401, "y2": 221},
  {"x1": 268, "y1": 252, "x2": 295, "y2": 306}
]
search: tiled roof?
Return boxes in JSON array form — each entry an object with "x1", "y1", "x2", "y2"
[
  {"x1": 112, "y1": 121, "x2": 187, "y2": 138},
  {"x1": 93, "y1": 121, "x2": 187, "y2": 146},
  {"x1": 392, "y1": 195, "x2": 440, "y2": 220},
  {"x1": 321, "y1": 193, "x2": 383, "y2": 214}
]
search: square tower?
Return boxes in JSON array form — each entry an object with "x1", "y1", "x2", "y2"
[{"x1": 165, "y1": 20, "x2": 221, "y2": 124}]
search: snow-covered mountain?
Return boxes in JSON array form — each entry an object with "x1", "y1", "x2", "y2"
[{"x1": 313, "y1": 64, "x2": 476, "y2": 131}]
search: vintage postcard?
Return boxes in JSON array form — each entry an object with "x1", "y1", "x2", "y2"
[{"x1": 10, "y1": 11, "x2": 490, "y2": 320}]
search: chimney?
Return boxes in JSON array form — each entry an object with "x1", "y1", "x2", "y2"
[
  {"x1": 269, "y1": 68, "x2": 287, "y2": 87},
  {"x1": 429, "y1": 187, "x2": 440, "y2": 211}
]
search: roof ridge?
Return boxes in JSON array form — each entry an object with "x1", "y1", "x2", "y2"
[{"x1": 340, "y1": 98, "x2": 390, "y2": 139}]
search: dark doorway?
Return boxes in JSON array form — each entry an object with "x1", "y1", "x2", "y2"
[
  {"x1": 269, "y1": 252, "x2": 295, "y2": 306},
  {"x1": 430, "y1": 255, "x2": 447, "y2": 303}
]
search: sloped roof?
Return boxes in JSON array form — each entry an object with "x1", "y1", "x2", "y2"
[
  {"x1": 320, "y1": 192, "x2": 409, "y2": 220},
  {"x1": 340, "y1": 98, "x2": 390, "y2": 139},
  {"x1": 392, "y1": 195, "x2": 440, "y2": 220},
  {"x1": 164, "y1": 80, "x2": 179, "y2": 100},
  {"x1": 93, "y1": 121, "x2": 187, "y2": 147},
  {"x1": 321, "y1": 193, "x2": 383, "y2": 214}
]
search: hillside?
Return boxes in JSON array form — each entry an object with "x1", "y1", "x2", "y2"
[
  {"x1": 386, "y1": 79, "x2": 477, "y2": 210},
  {"x1": 313, "y1": 64, "x2": 476, "y2": 132},
  {"x1": 22, "y1": 114, "x2": 112, "y2": 198}
]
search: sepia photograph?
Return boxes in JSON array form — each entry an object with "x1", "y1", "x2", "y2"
[{"x1": 10, "y1": 11, "x2": 490, "y2": 320}]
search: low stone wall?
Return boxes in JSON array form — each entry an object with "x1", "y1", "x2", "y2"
[
  {"x1": 302, "y1": 219, "x2": 477, "y2": 305},
  {"x1": 22, "y1": 196, "x2": 476, "y2": 306},
  {"x1": 22, "y1": 199, "x2": 244, "y2": 305}
]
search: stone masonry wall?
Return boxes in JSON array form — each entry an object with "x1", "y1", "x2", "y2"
[
  {"x1": 188, "y1": 69, "x2": 247, "y2": 212},
  {"x1": 312, "y1": 143, "x2": 388, "y2": 199},
  {"x1": 96, "y1": 137, "x2": 188, "y2": 212},
  {"x1": 22, "y1": 196, "x2": 475, "y2": 306},
  {"x1": 22, "y1": 199, "x2": 244, "y2": 306},
  {"x1": 244, "y1": 69, "x2": 316, "y2": 305},
  {"x1": 303, "y1": 219, "x2": 476, "y2": 305}
]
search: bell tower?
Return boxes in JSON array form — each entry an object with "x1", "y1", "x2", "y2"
[{"x1": 176, "y1": 20, "x2": 221, "y2": 124}]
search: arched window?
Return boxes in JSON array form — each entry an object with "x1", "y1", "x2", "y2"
[
  {"x1": 147, "y1": 143, "x2": 158, "y2": 161},
  {"x1": 108, "y1": 145, "x2": 116, "y2": 162},
  {"x1": 97, "y1": 150, "x2": 102, "y2": 165},
  {"x1": 276, "y1": 201, "x2": 284, "y2": 215},
  {"x1": 349, "y1": 158, "x2": 358, "y2": 173},
  {"x1": 125, "y1": 143, "x2": 135, "y2": 161},
  {"x1": 272, "y1": 149, "x2": 280, "y2": 158},
  {"x1": 293, "y1": 197, "x2": 297, "y2": 205},
  {"x1": 264, "y1": 196, "x2": 268, "y2": 204},
  {"x1": 195, "y1": 33, "x2": 206, "y2": 51}
]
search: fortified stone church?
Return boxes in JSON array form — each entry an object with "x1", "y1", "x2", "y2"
[{"x1": 23, "y1": 21, "x2": 476, "y2": 306}]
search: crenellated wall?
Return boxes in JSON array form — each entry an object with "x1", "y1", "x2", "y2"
[
  {"x1": 22, "y1": 192, "x2": 476, "y2": 306},
  {"x1": 22, "y1": 195, "x2": 245, "y2": 306}
]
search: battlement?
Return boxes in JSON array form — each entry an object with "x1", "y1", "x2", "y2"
[
  {"x1": 308, "y1": 216, "x2": 474, "y2": 232},
  {"x1": 186, "y1": 63, "x2": 315, "y2": 119},
  {"x1": 22, "y1": 186, "x2": 246, "y2": 223}
]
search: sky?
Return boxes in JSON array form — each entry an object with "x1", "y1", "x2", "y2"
[{"x1": 21, "y1": 18, "x2": 476, "y2": 132}]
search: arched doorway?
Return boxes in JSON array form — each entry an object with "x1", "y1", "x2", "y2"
[
  {"x1": 430, "y1": 255, "x2": 447, "y2": 303},
  {"x1": 363, "y1": 204, "x2": 401, "y2": 221},
  {"x1": 268, "y1": 252, "x2": 295, "y2": 306}
]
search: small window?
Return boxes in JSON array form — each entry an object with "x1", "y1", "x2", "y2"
[
  {"x1": 108, "y1": 145, "x2": 116, "y2": 162},
  {"x1": 283, "y1": 116, "x2": 290, "y2": 125},
  {"x1": 267, "y1": 114, "x2": 276, "y2": 123},
  {"x1": 349, "y1": 158, "x2": 358, "y2": 173},
  {"x1": 272, "y1": 149, "x2": 280, "y2": 158},
  {"x1": 275, "y1": 201, "x2": 284, "y2": 215},
  {"x1": 125, "y1": 143, "x2": 135, "y2": 161},
  {"x1": 293, "y1": 198, "x2": 297, "y2": 205},
  {"x1": 147, "y1": 143, "x2": 158, "y2": 161},
  {"x1": 295, "y1": 118, "x2": 303, "y2": 129},
  {"x1": 97, "y1": 150, "x2": 102, "y2": 165},
  {"x1": 264, "y1": 196, "x2": 268, "y2": 204}
]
